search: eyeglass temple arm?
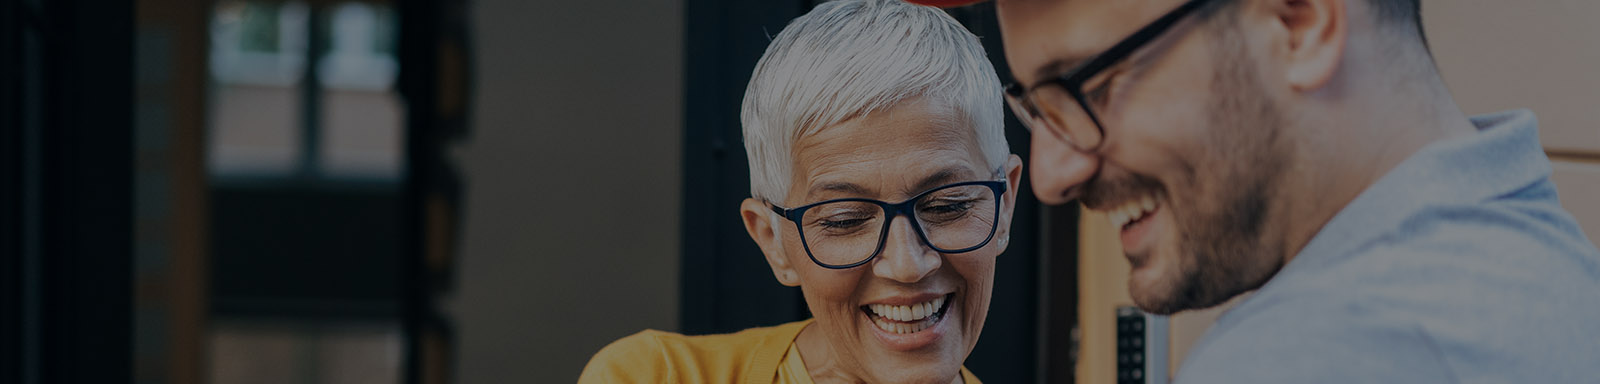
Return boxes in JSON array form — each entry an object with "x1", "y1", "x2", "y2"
[
  {"x1": 768, "y1": 202, "x2": 791, "y2": 218},
  {"x1": 1066, "y1": 0, "x2": 1215, "y2": 84}
]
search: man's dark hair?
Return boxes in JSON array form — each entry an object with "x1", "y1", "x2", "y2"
[
  {"x1": 1371, "y1": 0, "x2": 1421, "y2": 27},
  {"x1": 1372, "y1": 0, "x2": 1425, "y2": 41},
  {"x1": 1204, "y1": 0, "x2": 1426, "y2": 43}
]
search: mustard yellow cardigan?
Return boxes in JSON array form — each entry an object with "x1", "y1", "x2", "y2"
[{"x1": 579, "y1": 319, "x2": 981, "y2": 383}]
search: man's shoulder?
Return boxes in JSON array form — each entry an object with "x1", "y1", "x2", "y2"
[
  {"x1": 1394, "y1": 194, "x2": 1600, "y2": 262},
  {"x1": 1179, "y1": 200, "x2": 1600, "y2": 383},
  {"x1": 1178, "y1": 296, "x2": 1455, "y2": 383},
  {"x1": 1309, "y1": 196, "x2": 1600, "y2": 301},
  {"x1": 1186, "y1": 278, "x2": 1600, "y2": 383},
  {"x1": 1353, "y1": 198, "x2": 1600, "y2": 298}
]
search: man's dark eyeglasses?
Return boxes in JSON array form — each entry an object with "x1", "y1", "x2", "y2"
[{"x1": 1003, "y1": 0, "x2": 1217, "y2": 152}]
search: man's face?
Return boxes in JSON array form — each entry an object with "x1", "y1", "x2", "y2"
[{"x1": 997, "y1": 0, "x2": 1291, "y2": 314}]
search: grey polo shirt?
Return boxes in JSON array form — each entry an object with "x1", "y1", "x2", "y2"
[{"x1": 1175, "y1": 110, "x2": 1600, "y2": 383}]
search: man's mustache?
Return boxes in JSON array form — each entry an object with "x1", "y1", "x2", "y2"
[{"x1": 1079, "y1": 168, "x2": 1165, "y2": 211}]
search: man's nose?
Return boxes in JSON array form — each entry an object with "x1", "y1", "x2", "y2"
[
  {"x1": 872, "y1": 216, "x2": 940, "y2": 284},
  {"x1": 1030, "y1": 132, "x2": 1100, "y2": 205}
]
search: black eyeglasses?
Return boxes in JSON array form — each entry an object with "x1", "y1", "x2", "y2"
[
  {"x1": 769, "y1": 180, "x2": 1008, "y2": 269},
  {"x1": 1004, "y1": 0, "x2": 1216, "y2": 152}
]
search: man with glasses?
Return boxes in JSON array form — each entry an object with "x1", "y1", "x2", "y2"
[{"x1": 910, "y1": 0, "x2": 1600, "y2": 381}]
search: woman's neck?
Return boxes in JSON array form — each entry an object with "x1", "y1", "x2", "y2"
[
  {"x1": 795, "y1": 323, "x2": 857, "y2": 383},
  {"x1": 794, "y1": 323, "x2": 964, "y2": 384}
]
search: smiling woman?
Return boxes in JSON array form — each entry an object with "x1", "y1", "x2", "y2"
[{"x1": 577, "y1": 0, "x2": 1019, "y2": 383}]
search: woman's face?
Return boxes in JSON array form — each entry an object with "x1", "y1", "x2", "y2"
[{"x1": 743, "y1": 99, "x2": 1022, "y2": 383}]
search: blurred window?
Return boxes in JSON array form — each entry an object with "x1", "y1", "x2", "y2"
[
  {"x1": 208, "y1": 0, "x2": 403, "y2": 181},
  {"x1": 319, "y1": 2, "x2": 403, "y2": 179},
  {"x1": 209, "y1": 320, "x2": 403, "y2": 384},
  {"x1": 205, "y1": 2, "x2": 407, "y2": 384}
]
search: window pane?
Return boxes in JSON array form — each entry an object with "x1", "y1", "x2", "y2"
[
  {"x1": 318, "y1": 2, "x2": 403, "y2": 180},
  {"x1": 209, "y1": 319, "x2": 402, "y2": 384},
  {"x1": 207, "y1": 1, "x2": 309, "y2": 176}
]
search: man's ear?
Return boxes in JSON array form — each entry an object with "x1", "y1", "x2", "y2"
[
  {"x1": 1271, "y1": 0, "x2": 1347, "y2": 91},
  {"x1": 995, "y1": 154, "x2": 1025, "y2": 252},
  {"x1": 740, "y1": 198, "x2": 802, "y2": 287}
]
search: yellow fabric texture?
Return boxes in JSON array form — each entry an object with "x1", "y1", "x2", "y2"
[
  {"x1": 579, "y1": 319, "x2": 982, "y2": 383},
  {"x1": 776, "y1": 342, "x2": 814, "y2": 384}
]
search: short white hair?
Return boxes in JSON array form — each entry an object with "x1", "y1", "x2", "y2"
[{"x1": 741, "y1": 0, "x2": 1009, "y2": 201}]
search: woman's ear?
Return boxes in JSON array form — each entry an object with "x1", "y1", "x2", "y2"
[
  {"x1": 740, "y1": 198, "x2": 802, "y2": 287},
  {"x1": 996, "y1": 154, "x2": 1025, "y2": 251}
]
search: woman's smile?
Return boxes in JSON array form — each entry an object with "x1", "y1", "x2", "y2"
[{"x1": 862, "y1": 292, "x2": 957, "y2": 351}]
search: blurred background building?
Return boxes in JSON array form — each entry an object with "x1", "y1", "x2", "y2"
[{"x1": 3, "y1": 1, "x2": 1598, "y2": 384}]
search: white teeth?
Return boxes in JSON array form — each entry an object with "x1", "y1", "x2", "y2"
[
  {"x1": 1104, "y1": 193, "x2": 1162, "y2": 229},
  {"x1": 1109, "y1": 210, "x2": 1128, "y2": 229},
  {"x1": 867, "y1": 295, "x2": 949, "y2": 334}
]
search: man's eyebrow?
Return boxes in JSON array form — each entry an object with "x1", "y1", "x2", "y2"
[{"x1": 1025, "y1": 57, "x2": 1086, "y2": 87}]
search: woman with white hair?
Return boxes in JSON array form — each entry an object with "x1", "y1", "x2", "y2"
[{"x1": 580, "y1": 0, "x2": 1020, "y2": 382}]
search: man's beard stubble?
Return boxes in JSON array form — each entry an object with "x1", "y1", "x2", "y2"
[{"x1": 1100, "y1": 27, "x2": 1293, "y2": 315}]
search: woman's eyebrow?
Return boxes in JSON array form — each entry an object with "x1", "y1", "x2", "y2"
[
  {"x1": 809, "y1": 181, "x2": 871, "y2": 198},
  {"x1": 909, "y1": 166, "x2": 974, "y2": 195},
  {"x1": 804, "y1": 166, "x2": 975, "y2": 200}
]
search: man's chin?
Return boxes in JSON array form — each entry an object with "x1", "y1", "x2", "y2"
[
  {"x1": 1129, "y1": 285, "x2": 1180, "y2": 315},
  {"x1": 1127, "y1": 258, "x2": 1189, "y2": 315},
  {"x1": 1131, "y1": 271, "x2": 1254, "y2": 315}
]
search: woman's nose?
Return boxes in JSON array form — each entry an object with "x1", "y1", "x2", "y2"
[
  {"x1": 1030, "y1": 132, "x2": 1100, "y2": 205},
  {"x1": 872, "y1": 216, "x2": 940, "y2": 283}
]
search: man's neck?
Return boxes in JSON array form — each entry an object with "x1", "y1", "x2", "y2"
[{"x1": 1275, "y1": 82, "x2": 1478, "y2": 266}]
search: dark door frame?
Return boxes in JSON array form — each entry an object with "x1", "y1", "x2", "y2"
[
  {"x1": 680, "y1": 0, "x2": 814, "y2": 337},
  {"x1": 3, "y1": 0, "x2": 136, "y2": 383}
]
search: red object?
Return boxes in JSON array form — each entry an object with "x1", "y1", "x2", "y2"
[{"x1": 903, "y1": 0, "x2": 988, "y2": 7}]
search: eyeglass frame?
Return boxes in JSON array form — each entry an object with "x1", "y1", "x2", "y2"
[
  {"x1": 768, "y1": 180, "x2": 1009, "y2": 270},
  {"x1": 1003, "y1": 0, "x2": 1217, "y2": 152}
]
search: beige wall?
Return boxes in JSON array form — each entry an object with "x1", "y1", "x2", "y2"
[
  {"x1": 1427, "y1": 0, "x2": 1600, "y2": 242},
  {"x1": 1428, "y1": 0, "x2": 1600, "y2": 154},
  {"x1": 1077, "y1": 2, "x2": 1600, "y2": 382},
  {"x1": 453, "y1": 0, "x2": 685, "y2": 382},
  {"x1": 1074, "y1": 210, "x2": 1132, "y2": 384}
]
